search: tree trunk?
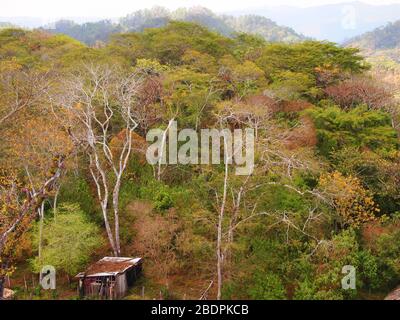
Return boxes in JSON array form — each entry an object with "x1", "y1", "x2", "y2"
[
  {"x1": 0, "y1": 276, "x2": 4, "y2": 300},
  {"x1": 217, "y1": 155, "x2": 229, "y2": 300},
  {"x1": 0, "y1": 259, "x2": 7, "y2": 299},
  {"x1": 101, "y1": 205, "x2": 118, "y2": 256},
  {"x1": 113, "y1": 178, "x2": 122, "y2": 257},
  {"x1": 158, "y1": 118, "x2": 175, "y2": 181},
  {"x1": 53, "y1": 186, "x2": 60, "y2": 223},
  {"x1": 216, "y1": 214, "x2": 223, "y2": 300},
  {"x1": 38, "y1": 202, "x2": 45, "y2": 265}
]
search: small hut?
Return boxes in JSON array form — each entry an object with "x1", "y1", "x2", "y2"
[
  {"x1": 76, "y1": 257, "x2": 143, "y2": 300},
  {"x1": 385, "y1": 286, "x2": 400, "y2": 300}
]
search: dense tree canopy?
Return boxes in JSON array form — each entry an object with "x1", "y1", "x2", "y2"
[{"x1": 0, "y1": 21, "x2": 399, "y2": 301}]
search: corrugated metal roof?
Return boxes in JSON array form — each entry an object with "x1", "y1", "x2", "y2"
[
  {"x1": 76, "y1": 257, "x2": 142, "y2": 278},
  {"x1": 385, "y1": 286, "x2": 400, "y2": 300}
]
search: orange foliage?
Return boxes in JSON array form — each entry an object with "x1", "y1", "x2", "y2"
[
  {"x1": 319, "y1": 171, "x2": 380, "y2": 228},
  {"x1": 110, "y1": 130, "x2": 148, "y2": 164},
  {"x1": 279, "y1": 100, "x2": 314, "y2": 113},
  {"x1": 245, "y1": 94, "x2": 278, "y2": 112},
  {"x1": 285, "y1": 115, "x2": 318, "y2": 150},
  {"x1": 325, "y1": 77, "x2": 394, "y2": 110}
]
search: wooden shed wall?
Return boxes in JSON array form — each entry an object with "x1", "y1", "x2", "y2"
[{"x1": 116, "y1": 273, "x2": 128, "y2": 298}]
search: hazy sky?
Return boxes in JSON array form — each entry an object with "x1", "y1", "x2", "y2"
[{"x1": 2, "y1": 0, "x2": 400, "y2": 18}]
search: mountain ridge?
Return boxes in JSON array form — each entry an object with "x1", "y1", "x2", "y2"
[
  {"x1": 345, "y1": 20, "x2": 400, "y2": 51},
  {"x1": 1, "y1": 7, "x2": 306, "y2": 45},
  {"x1": 226, "y1": 1, "x2": 400, "y2": 43}
]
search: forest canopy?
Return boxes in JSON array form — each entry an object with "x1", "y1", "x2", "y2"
[{"x1": 0, "y1": 21, "x2": 399, "y2": 301}]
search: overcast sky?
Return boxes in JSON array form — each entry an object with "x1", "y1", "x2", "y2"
[{"x1": 2, "y1": 0, "x2": 400, "y2": 18}]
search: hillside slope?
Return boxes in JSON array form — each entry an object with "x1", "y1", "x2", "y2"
[
  {"x1": 228, "y1": 2, "x2": 400, "y2": 43},
  {"x1": 345, "y1": 20, "x2": 400, "y2": 71},
  {"x1": 345, "y1": 20, "x2": 400, "y2": 51},
  {"x1": 42, "y1": 7, "x2": 305, "y2": 45}
]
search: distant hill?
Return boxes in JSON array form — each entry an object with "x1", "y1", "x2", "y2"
[
  {"x1": 343, "y1": 19, "x2": 400, "y2": 73},
  {"x1": 227, "y1": 1, "x2": 400, "y2": 43},
  {"x1": 221, "y1": 14, "x2": 302, "y2": 43},
  {"x1": 0, "y1": 17, "x2": 46, "y2": 29},
  {"x1": 0, "y1": 16, "x2": 107, "y2": 29},
  {"x1": 40, "y1": 7, "x2": 305, "y2": 45},
  {"x1": 3, "y1": 2, "x2": 400, "y2": 44},
  {"x1": 43, "y1": 20, "x2": 123, "y2": 45},
  {"x1": 345, "y1": 20, "x2": 400, "y2": 51},
  {"x1": 120, "y1": 7, "x2": 233, "y2": 35},
  {"x1": 0, "y1": 22, "x2": 14, "y2": 29},
  {"x1": 342, "y1": 22, "x2": 400, "y2": 102}
]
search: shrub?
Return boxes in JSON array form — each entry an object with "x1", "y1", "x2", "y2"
[
  {"x1": 248, "y1": 271, "x2": 286, "y2": 300},
  {"x1": 30, "y1": 203, "x2": 104, "y2": 275},
  {"x1": 154, "y1": 190, "x2": 174, "y2": 211}
]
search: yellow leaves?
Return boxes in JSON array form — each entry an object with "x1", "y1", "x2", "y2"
[
  {"x1": 0, "y1": 57, "x2": 22, "y2": 73},
  {"x1": 319, "y1": 171, "x2": 379, "y2": 228},
  {"x1": 232, "y1": 60, "x2": 265, "y2": 82},
  {"x1": 4, "y1": 115, "x2": 73, "y2": 182},
  {"x1": 0, "y1": 258, "x2": 16, "y2": 277},
  {"x1": 181, "y1": 49, "x2": 217, "y2": 73},
  {"x1": 109, "y1": 130, "x2": 147, "y2": 163},
  {"x1": 135, "y1": 58, "x2": 169, "y2": 75}
]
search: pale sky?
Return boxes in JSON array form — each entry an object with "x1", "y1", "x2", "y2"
[{"x1": 1, "y1": 0, "x2": 400, "y2": 18}]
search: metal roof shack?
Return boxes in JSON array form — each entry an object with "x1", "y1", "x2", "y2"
[
  {"x1": 76, "y1": 257, "x2": 143, "y2": 300},
  {"x1": 385, "y1": 286, "x2": 400, "y2": 300}
]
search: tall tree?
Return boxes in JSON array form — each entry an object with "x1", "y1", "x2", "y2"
[
  {"x1": 0, "y1": 156, "x2": 66, "y2": 298},
  {"x1": 0, "y1": 59, "x2": 53, "y2": 126},
  {"x1": 58, "y1": 64, "x2": 143, "y2": 257}
]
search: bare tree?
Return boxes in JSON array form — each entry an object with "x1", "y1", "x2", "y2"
[
  {"x1": 324, "y1": 76, "x2": 395, "y2": 110},
  {"x1": 0, "y1": 77, "x2": 74, "y2": 298},
  {"x1": 58, "y1": 64, "x2": 143, "y2": 257},
  {"x1": 0, "y1": 156, "x2": 67, "y2": 299},
  {"x1": 0, "y1": 65, "x2": 53, "y2": 126},
  {"x1": 209, "y1": 101, "x2": 326, "y2": 300}
]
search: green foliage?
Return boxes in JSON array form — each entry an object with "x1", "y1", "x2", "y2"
[
  {"x1": 269, "y1": 71, "x2": 318, "y2": 100},
  {"x1": 232, "y1": 33, "x2": 266, "y2": 59},
  {"x1": 306, "y1": 229, "x2": 360, "y2": 299},
  {"x1": 257, "y1": 41, "x2": 368, "y2": 79},
  {"x1": 330, "y1": 147, "x2": 400, "y2": 214},
  {"x1": 41, "y1": 7, "x2": 304, "y2": 46},
  {"x1": 0, "y1": 28, "x2": 85, "y2": 69},
  {"x1": 135, "y1": 58, "x2": 169, "y2": 75},
  {"x1": 231, "y1": 60, "x2": 267, "y2": 96},
  {"x1": 2, "y1": 19, "x2": 400, "y2": 301},
  {"x1": 163, "y1": 67, "x2": 220, "y2": 127},
  {"x1": 258, "y1": 183, "x2": 311, "y2": 213},
  {"x1": 248, "y1": 271, "x2": 287, "y2": 300},
  {"x1": 30, "y1": 203, "x2": 103, "y2": 275},
  {"x1": 372, "y1": 228, "x2": 400, "y2": 288},
  {"x1": 110, "y1": 21, "x2": 233, "y2": 65},
  {"x1": 357, "y1": 250, "x2": 380, "y2": 290},
  {"x1": 45, "y1": 20, "x2": 122, "y2": 46},
  {"x1": 58, "y1": 175, "x2": 97, "y2": 221},
  {"x1": 307, "y1": 105, "x2": 398, "y2": 157},
  {"x1": 293, "y1": 280, "x2": 320, "y2": 300},
  {"x1": 139, "y1": 180, "x2": 191, "y2": 213},
  {"x1": 154, "y1": 190, "x2": 174, "y2": 211}
]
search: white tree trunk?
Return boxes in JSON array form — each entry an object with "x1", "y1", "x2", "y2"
[{"x1": 217, "y1": 153, "x2": 229, "y2": 300}]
